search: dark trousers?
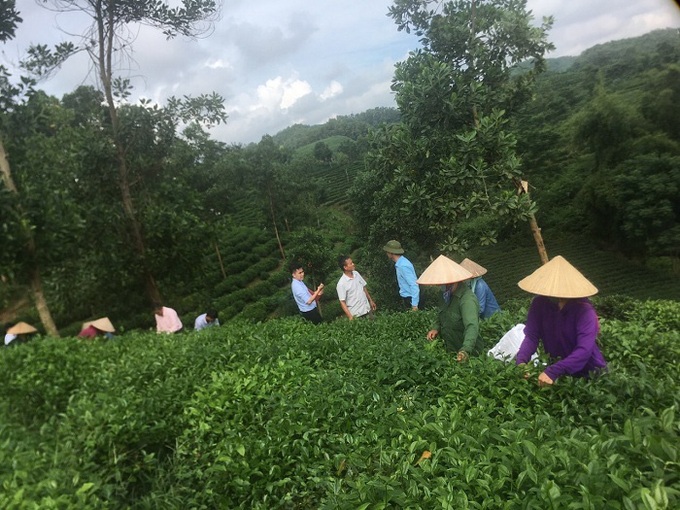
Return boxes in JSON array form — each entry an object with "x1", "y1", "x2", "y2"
[{"x1": 300, "y1": 307, "x2": 323, "y2": 324}]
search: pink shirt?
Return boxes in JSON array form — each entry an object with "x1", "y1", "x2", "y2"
[{"x1": 155, "y1": 306, "x2": 183, "y2": 333}]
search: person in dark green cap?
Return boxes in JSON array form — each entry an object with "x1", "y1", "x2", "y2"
[
  {"x1": 383, "y1": 239, "x2": 421, "y2": 310},
  {"x1": 419, "y1": 255, "x2": 482, "y2": 362}
]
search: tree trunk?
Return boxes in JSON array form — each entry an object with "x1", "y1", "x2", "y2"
[
  {"x1": 29, "y1": 265, "x2": 59, "y2": 336},
  {"x1": 214, "y1": 241, "x2": 227, "y2": 279},
  {"x1": 267, "y1": 185, "x2": 286, "y2": 260},
  {"x1": 0, "y1": 138, "x2": 60, "y2": 336},
  {"x1": 529, "y1": 215, "x2": 549, "y2": 265},
  {"x1": 116, "y1": 144, "x2": 161, "y2": 304},
  {"x1": 517, "y1": 180, "x2": 549, "y2": 265},
  {"x1": 96, "y1": 10, "x2": 161, "y2": 305}
]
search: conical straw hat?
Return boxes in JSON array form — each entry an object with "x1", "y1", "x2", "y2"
[
  {"x1": 460, "y1": 258, "x2": 487, "y2": 278},
  {"x1": 82, "y1": 317, "x2": 115, "y2": 333},
  {"x1": 518, "y1": 255, "x2": 598, "y2": 298},
  {"x1": 7, "y1": 321, "x2": 38, "y2": 335},
  {"x1": 417, "y1": 255, "x2": 474, "y2": 285}
]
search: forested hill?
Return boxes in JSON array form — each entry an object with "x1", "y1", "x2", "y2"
[{"x1": 512, "y1": 27, "x2": 679, "y2": 265}]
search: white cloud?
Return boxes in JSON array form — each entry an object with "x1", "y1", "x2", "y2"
[
  {"x1": 320, "y1": 81, "x2": 343, "y2": 101},
  {"x1": 205, "y1": 58, "x2": 231, "y2": 70},
  {"x1": 3, "y1": 0, "x2": 680, "y2": 144},
  {"x1": 252, "y1": 75, "x2": 313, "y2": 111}
]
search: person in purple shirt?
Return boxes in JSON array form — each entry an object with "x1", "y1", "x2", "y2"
[{"x1": 515, "y1": 255, "x2": 607, "y2": 386}]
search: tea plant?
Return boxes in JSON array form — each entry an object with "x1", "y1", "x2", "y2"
[{"x1": 0, "y1": 299, "x2": 678, "y2": 508}]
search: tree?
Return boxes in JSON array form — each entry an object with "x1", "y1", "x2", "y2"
[
  {"x1": 0, "y1": 3, "x2": 65, "y2": 335},
  {"x1": 581, "y1": 152, "x2": 680, "y2": 261},
  {"x1": 569, "y1": 78, "x2": 641, "y2": 171},
  {"x1": 313, "y1": 141, "x2": 333, "y2": 164},
  {"x1": 0, "y1": 0, "x2": 20, "y2": 43},
  {"x1": 353, "y1": 0, "x2": 552, "y2": 257},
  {"x1": 25, "y1": 0, "x2": 226, "y2": 305}
]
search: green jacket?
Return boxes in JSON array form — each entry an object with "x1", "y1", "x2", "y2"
[{"x1": 433, "y1": 284, "x2": 483, "y2": 355}]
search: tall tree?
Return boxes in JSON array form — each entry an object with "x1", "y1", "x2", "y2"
[
  {"x1": 354, "y1": 0, "x2": 553, "y2": 258},
  {"x1": 0, "y1": 2, "x2": 63, "y2": 335},
  {"x1": 24, "y1": 0, "x2": 226, "y2": 305}
]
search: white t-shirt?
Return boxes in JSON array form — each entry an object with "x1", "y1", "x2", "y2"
[{"x1": 336, "y1": 271, "x2": 370, "y2": 317}]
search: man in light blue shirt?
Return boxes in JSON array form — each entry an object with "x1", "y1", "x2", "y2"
[
  {"x1": 383, "y1": 240, "x2": 421, "y2": 310},
  {"x1": 290, "y1": 261, "x2": 324, "y2": 324},
  {"x1": 194, "y1": 309, "x2": 220, "y2": 331}
]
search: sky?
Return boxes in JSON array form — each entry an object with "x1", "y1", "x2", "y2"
[{"x1": 3, "y1": 0, "x2": 680, "y2": 145}]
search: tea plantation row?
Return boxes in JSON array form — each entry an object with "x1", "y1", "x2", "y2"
[{"x1": 1, "y1": 298, "x2": 678, "y2": 508}]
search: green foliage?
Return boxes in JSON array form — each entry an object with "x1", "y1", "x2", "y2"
[
  {"x1": 579, "y1": 152, "x2": 680, "y2": 259},
  {"x1": 514, "y1": 28, "x2": 680, "y2": 262},
  {"x1": 0, "y1": 0, "x2": 21, "y2": 43},
  {"x1": 355, "y1": 0, "x2": 553, "y2": 254},
  {"x1": 1, "y1": 300, "x2": 678, "y2": 508}
]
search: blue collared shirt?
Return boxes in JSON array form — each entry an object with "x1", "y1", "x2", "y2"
[
  {"x1": 395, "y1": 256, "x2": 420, "y2": 307},
  {"x1": 291, "y1": 279, "x2": 317, "y2": 312},
  {"x1": 470, "y1": 278, "x2": 500, "y2": 319}
]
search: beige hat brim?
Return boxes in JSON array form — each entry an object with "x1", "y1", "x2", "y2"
[
  {"x1": 460, "y1": 258, "x2": 488, "y2": 278},
  {"x1": 417, "y1": 255, "x2": 474, "y2": 285},
  {"x1": 7, "y1": 321, "x2": 38, "y2": 335},
  {"x1": 518, "y1": 255, "x2": 598, "y2": 298},
  {"x1": 82, "y1": 317, "x2": 115, "y2": 333}
]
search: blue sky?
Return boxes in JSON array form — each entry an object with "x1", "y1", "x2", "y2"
[{"x1": 3, "y1": 0, "x2": 679, "y2": 144}]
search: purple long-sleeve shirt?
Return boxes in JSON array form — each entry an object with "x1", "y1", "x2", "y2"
[{"x1": 516, "y1": 296, "x2": 607, "y2": 380}]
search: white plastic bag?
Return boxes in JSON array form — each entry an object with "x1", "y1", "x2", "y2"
[{"x1": 488, "y1": 324, "x2": 538, "y2": 364}]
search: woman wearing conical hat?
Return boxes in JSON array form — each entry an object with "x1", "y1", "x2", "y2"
[
  {"x1": 4, "y1": 321, "x2": 38, "y2": 346},
  {"x1": 460, "y1": 258, "x2": 501, "y2": 319},
  {"x1": 515, "y1": 256, "x2": 607, "y2": 386},
  {"x1": 418, "y1": 255, "x2": 483, "y2": 362},
  {"x1": 78, "y1": 317, "x2": 116, "y2": 339}
]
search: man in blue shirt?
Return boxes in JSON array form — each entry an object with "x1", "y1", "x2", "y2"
[
  {"x1": 383, "y1": 240, "x2": 421, "y2": 310},
  {"x1": 460, "y1": 258, "x2": 501, "y2": 319},
  {"x1": 290, "y1": 261, "x2": 324, "y2": 324}
]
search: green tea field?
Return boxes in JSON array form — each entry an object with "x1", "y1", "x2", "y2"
[{"x1": 1, "y1": 298, "x2": 678, "y2": 508}]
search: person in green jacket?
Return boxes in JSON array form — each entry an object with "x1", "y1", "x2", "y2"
[{"x1": 419, "y1": 255, "x2": 482, "y2": 362}]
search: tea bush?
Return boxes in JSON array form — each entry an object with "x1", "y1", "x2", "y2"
[{"x1": 1, "y1": 299, "x2": 678, "y2": 508}]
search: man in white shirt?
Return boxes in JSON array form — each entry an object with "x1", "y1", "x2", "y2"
[
  {"x1": 194, "y1": 309, "x2": 220, "y2": 331},
  {"x1": 336, "y1": 256, "x2": 376, "y2": 320}
]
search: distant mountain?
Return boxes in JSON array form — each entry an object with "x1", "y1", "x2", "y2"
[{"x1": 271, "y1": 107, "x2": 400, "y2": 150}]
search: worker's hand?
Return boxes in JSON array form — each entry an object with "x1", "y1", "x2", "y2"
[
  {"x1": 426, "y1": 329, "x2": 438, "y2": 341},
  {"x1": 538, "y1": 371, "x2": 554, "y2": 387},
  {"x1": 370, "y1": 300, "x2": 377, "y2": 311},
  {"x1": 456, "y1": 351, "x2": 469, "y2": 363}
]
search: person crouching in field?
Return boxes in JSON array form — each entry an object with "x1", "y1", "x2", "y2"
[
  {"x1": 515, "y1": 255, "x2": 607, "y2": 386},
  {"x1": 4, "y1": 322, "x2": 38, "y2": 346},
  {"x1": 460, "y1": 258, "x2": 501, "y2": 319},
  {"x1": 194, "y1": 309, "x2": 220, "y2": 331},
  {"x1": 78, "y1": 317, "x2": 116, "y2": 339},
  {"x1": 290, "y1": 261, "x2": 324, "y2": 324},
  {"x1": 153, "y1": 303, "x2": 183, "y2": 334},
  {"x1": 419, "y1": 255, "x2": 483, "y2": 362}
]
